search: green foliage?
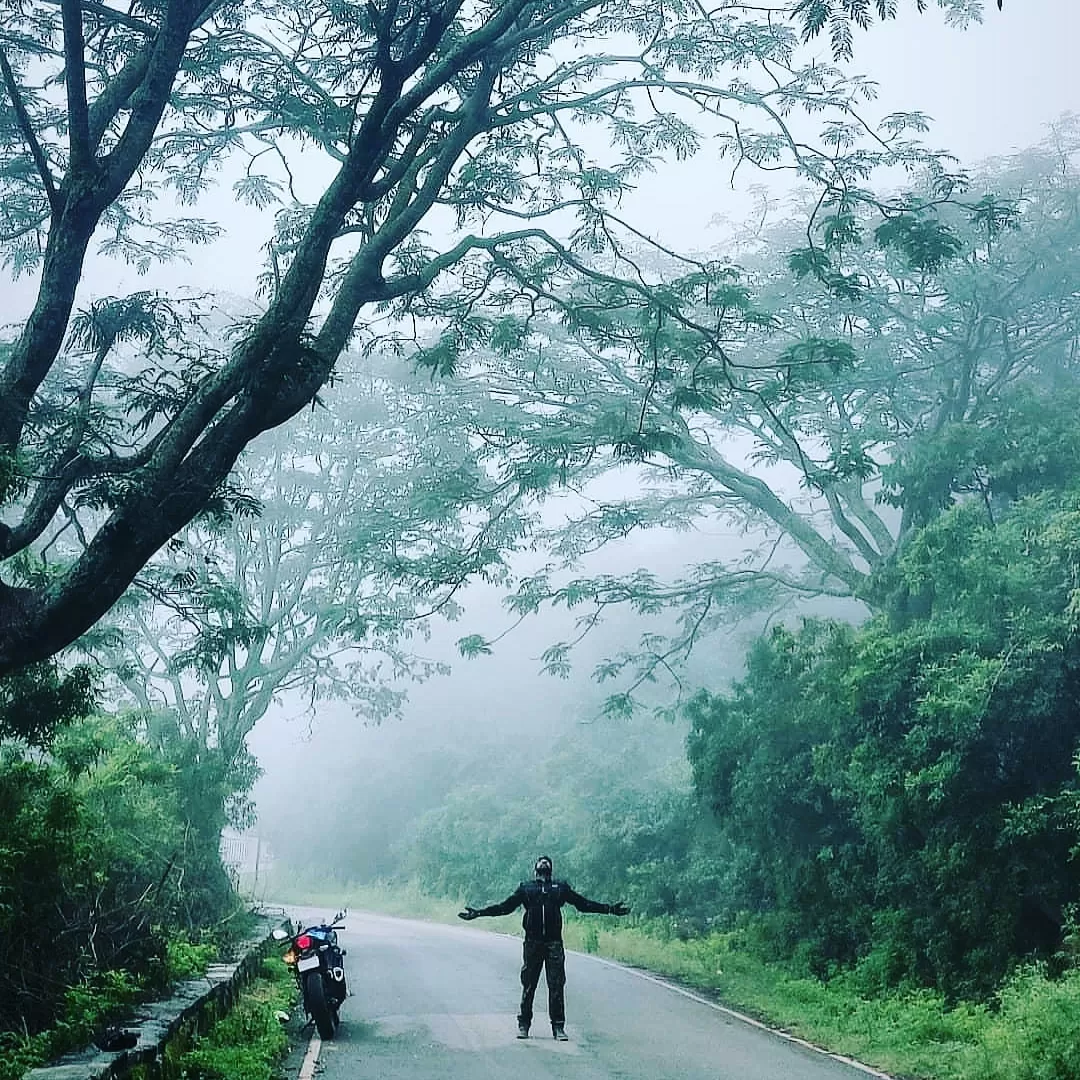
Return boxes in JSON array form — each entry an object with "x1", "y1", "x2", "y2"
[
  {"x1": 793, "y1": 0, "x2": 985, "y2": 60},
  {"x1": 101, "y1": 357, "x2": 527, "y2": 786},
  {"x1": 0, "y1": 661, "x2": 96, "y2": 744},
  {"x1": 957, "y1": 966, "x2": 1080, "y2": 1080},
  {"x1": 0, "y1": 711, "x2": 239, "y2": 1045},
  {"x1": 415, "y1": 332, "x2": 464, "y2": 378},
  {"x1": 687, "y1": 482, "x2": 1080, "y2": 997},
  {"x1": 874, "y1": 210, "x2": 964, "y2": 271},
  {"x1": 176, "y1": 959, "x2": 293, "y2": 1080},
  {"x1": 778, "y1": 336, "x2": 860, "y2": 372},
  {"x1": 166, "y1": 938, "x2": 220, "y2": 981},
  {"x1": 881, "y1": 386, "x2": 1080, "y2": 527},
  {"x1": 262, "y1": 694, "x2": 732, "y2": 925},
  {"x1": 0, "y1": 969, "x2": 141, "y2": 1080},
  {"x1": 788, "y1": 245, "x2": 834, "y2": 279},
  {"x1": 457, "y1": 634, "x2": 494, "y2": 658},
  {"x1": 446, "y1": 128, "x2": 1080, "y2": 710},
  {"x1": 0, "y1": 447, "x2": 25, "y2": 507}
]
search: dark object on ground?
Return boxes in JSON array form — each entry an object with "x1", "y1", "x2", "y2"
[{"x1": 93, "y1": 1026, "x2": 138, "y2": 1051}]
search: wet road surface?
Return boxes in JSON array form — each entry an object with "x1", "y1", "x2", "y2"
[{"x1": 278, "y1": 909, "x2": 888, "y2": 1080}]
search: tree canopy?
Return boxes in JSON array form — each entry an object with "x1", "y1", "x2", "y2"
[
  {"x1": 100, "y1": 347, "x2": 526, "y2": 779},
  {"x1": 0, "y1": 0, "x2": 972, "y2": 679},
  {"x1": 446, "y1": 127, "x2": 1080, "y2": 706}
]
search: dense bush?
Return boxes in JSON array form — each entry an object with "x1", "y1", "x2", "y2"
[
  {"x1": 0, "y1": 710, "x2": 242, "y2": 1048},
  {"x1": 687, "y1": 485, "x2": 1080, "y2": 996}
]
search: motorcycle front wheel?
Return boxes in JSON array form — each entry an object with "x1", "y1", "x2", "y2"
[{"x1": 303, "y1": 970, "x2": 337, "y2": 1040}]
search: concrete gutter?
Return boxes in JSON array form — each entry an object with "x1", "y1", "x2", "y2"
[{"x1": 22, "y1": 915, "x2": 283, "y2": 1080}]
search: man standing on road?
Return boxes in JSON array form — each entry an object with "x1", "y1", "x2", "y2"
[{"x1": 458, "y1": 855, "x2": 629, "y2": 1041}]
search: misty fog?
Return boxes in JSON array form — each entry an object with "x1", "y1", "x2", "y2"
[
  {"x1": 240, "y1": 0, "x2": 1077, "y2": 896},
  {"x1": 2, "y1": 2, "x2": 1079, "y2": 1074}
]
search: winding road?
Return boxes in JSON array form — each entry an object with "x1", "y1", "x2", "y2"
[{"x1": 279, "y1": 909, "x2": 889, "y2": 1080}]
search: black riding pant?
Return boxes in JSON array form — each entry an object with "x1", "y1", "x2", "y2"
[{"x1": 518, "y1": 939, "x2": 566, "y2": 1029}]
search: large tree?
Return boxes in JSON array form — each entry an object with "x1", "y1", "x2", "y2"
[
  {"x1": 104, "y1": 349, "x2": 527, "y2": 774},
  {"x1": 446, "y1": 129, "x2": 1080, "y2": 703},
  {"x1": 0, "y1": 0, "x2": 975, "y2": 677}
]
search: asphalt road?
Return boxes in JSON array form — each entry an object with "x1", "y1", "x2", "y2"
[{"x1": 278, "y1": 908, "x2": 887, "y2": 1080}]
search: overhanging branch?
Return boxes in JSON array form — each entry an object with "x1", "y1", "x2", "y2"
[
  {"x1": 40, "y1": 0, "x2": 156, "y2": 35},
  {"x1": 0, "y1": 47, "x2": 60, "y2": 213}
]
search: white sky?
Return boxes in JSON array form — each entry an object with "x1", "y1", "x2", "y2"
[{"x1": 626, "y1": 1, "x2": 1079, "y2": 249}]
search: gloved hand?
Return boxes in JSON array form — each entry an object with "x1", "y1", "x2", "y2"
[
  {"x1": 458, "y1": 906, "x2": 480, "y2": 921},
  {"x1": 609, "y1": 901, "x2": 630, "y2": 916}
]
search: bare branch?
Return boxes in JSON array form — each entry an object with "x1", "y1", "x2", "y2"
[
  {"x1": 60, "y1": 0, "x2": 93, "y2": 170},
  {"x1": 0, "y1": 46, "x2": 59, "y2": 212}
]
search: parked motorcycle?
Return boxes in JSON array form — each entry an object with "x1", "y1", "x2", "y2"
[{"x1": 273, "y1": 911, "x2": 348, "y2": 1039}]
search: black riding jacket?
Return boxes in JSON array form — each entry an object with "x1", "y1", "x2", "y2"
[{"x1": 475, "y1": 879, "x2": 613, "y2": 942}]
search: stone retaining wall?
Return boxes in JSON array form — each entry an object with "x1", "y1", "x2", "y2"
[{"x1": 22, "y1": 916, "x2": 283, "y2": 1080}]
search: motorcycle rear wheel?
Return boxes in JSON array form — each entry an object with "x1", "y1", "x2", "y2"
[{"x1": 303, "y1": 970, "x2": 337, "y2": 1040}]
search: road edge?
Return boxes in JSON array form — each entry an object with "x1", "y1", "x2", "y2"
[{"x1": 577, "y1": 949, "x2": 896, "y2": 1080}]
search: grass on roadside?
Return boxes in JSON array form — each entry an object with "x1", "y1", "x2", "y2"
[
  {"x1": 260, "y1": 877, "x2": 1080, "y2": 1080},
  {"x1": 174, "y1": 957, "x2": 295, "y2": 1080}
]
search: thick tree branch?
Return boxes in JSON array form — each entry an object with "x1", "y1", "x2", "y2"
[
  {"x1": 316, "y1": 69, "x2": 502, "y2": 358},
  {"x1": 823, "y1": 488, "x2": 881, "y2": 567},
  {"x1": 0, "y1": 1, "x2": 219, "y2": 462},
  {"x1": 60, "y1": 0, "x2": 93, "y2": 171},
  {"x1": 0, "y1": 47, "x2": 59, "y2": 212},
  {"x1": 666, "y1": 435, "x2": 867, "y2": 595},
  {"x1": 99, "y1": 0, "x2": 210, "y2": 197},
  {"x1": 41, "y1": 0, "x2": 156, "y2": 36},
  {"x1": 837, "y1": 482, "x2": 895, "y2": 556},
  {"x1": 86, "y1": 50, "x2": 150, "y2": 151}
]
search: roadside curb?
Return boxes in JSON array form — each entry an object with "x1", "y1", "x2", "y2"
[{"x1": 22, "y1": 915, "x2": 283, "y2": 1080}]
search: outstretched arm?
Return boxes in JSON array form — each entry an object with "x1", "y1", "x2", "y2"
[
  {"x1": 459, "y1": 887, "x2": 523, "y2": 920},
  {"x1": 565, "y1": 886, "x2": 629, "y2": 916}
]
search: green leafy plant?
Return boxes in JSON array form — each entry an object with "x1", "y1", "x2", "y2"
[
  {"x1": 0, "y1": 711, "x2": 242, "y2": 1048},
  {"x1": 177, "y1": 960, "x2": 294, "y2": 1080},
  {"x1": 687, "y1": 480, "x2": 1080, "y2": 997},
  {"x1": 167, "y1": 938, "x2": 220, "y2": 982}
]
